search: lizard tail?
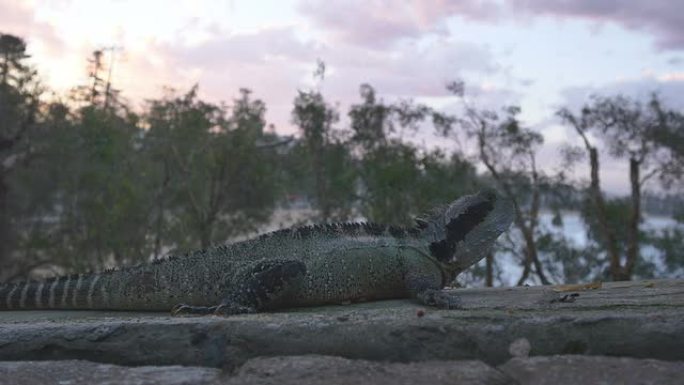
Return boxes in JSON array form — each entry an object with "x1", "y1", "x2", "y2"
[{"x1": 0, "y1": 274, "x2": 105, "y2": 310}]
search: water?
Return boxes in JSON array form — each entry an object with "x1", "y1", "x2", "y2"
[{"x1": 483, "y1": 211, "x2": 682, "y2": 286}]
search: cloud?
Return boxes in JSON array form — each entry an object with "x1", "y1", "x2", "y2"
[
  {"x1": 559, "y1": 75, "x2": 684, "y2": 112},
  {"x1": 300, "y1": 0, "x2": 684, "y2": 51},
  {"x1": 668, "y1": 57, "x2": 683, "y2": 66},
  {"x1": 143, "y1": 25, "x2": 503, "y2": 134},
  {"x1": 547, "y1": 75, "x2": 684, "y2": 194},
  {"x1": 170, "y1": 27, "x2": 319, "y2": 69},
  {"x1": 298, "y1": 0, "x2": 500, "y2": 48},
  {"x1": 0, "y1": 0, "x2": 64, "y2": 55},
  {"x1": 318, "y1": 37, "x2": 500, "y2": 101},
  {"x1": 511, "y1": 0, "x2": 684, "y2": 50},
  {"x1": 142, "y1": 27, "x2": 323, "y2": 133}
]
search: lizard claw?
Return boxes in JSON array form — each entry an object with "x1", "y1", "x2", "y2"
[
  {"x1": 171, "y1": 302, "x2": 255, "y2": 316},
  {"x1": 170, "y1": 304, "x2": 189, "y2": 316},
  {"x1": 171, "y1": 303, "x2": 215, "y2": 316},
  {"x1": 417, "y1": 289, "x2": 462, "y2": 310},
  {"x1": 213, "y1": 302, "x2": 256, "y2": 316}
]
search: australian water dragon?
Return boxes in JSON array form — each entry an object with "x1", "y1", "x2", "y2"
[{"x1": 0, "y1": 190, "x2": 514, "y2": 315}]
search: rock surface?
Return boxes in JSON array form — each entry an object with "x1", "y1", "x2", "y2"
[
  {"x1": 0, "y1": 279, "x2": 683, "y2": 384},
  {"x1": 0, "y1": 356, "x2": 512, "y2": 385},
  {"x1": 0, "y1": 360, "x2": 221, "y2": 385},
  {"x1": 232, "y1": 355, "x2": 511, "y2": 385},
  {"x1": 3, "y1": 355, "x2": 684, "y2": 385},
  {"x1": 500, "y1": 355, "x2": 684, "y2": 385}
]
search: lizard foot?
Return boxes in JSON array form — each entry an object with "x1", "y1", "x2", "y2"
[
  {"x1": 171, "y1": 302, "x2": 256, "y2": 316},
  {"x1": 213, "y1": 301, "x2": 256, "y2": 316},
  {"x1": 417, "y1": 289, "x2": 462, "y2": 310},
  {"x1": 171, "y1": 304, "x2": 217, "y2": 316}
]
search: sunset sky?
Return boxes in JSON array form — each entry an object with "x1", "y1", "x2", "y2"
[{"x1": 2, "y1": 0, "x2": 683, "y2": 193}]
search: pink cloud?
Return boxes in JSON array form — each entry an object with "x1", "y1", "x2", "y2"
[
  {"x1": 511, "y1": 0, "x2": 684, "y2": 50},
  {"x1": 298, "y1": 0, "x2": 500, "y2": 48},
  {"x1": 137, "y1": 26, "x2": 502, "y2": 133},
  {"x1": 316, "y1": 36, "x2": 499, "y2": 101},
  {"x1": 300, "y1": 0, "x2": 684, "y2": 51},
  {"x1": 0, "y1": 0, "x2": 64, "y2": 55},
  {"x1": 1, "y1": 2, "x2": 507, "y2": 135},
  {"x1": 134, "y1": 28, "x2": 321, "y2": 133},
  {"x1": 169, "y1": 27, "x2": 319, "y2": 69}
]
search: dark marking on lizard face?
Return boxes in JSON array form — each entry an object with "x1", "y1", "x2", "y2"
[{"x1": 429, "y1": 199, "x2": 495, "y2": 262}]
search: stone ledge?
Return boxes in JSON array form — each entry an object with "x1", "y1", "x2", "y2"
[
  {"x1": 500, "y1": 355, "x2": 684, "y2": 385},
  {"x1": 0, "y1": 279, "x2": 682, "y2": 369},
  {"x1": 3, "y1": 355, "x2": 684, "y2": 385}
]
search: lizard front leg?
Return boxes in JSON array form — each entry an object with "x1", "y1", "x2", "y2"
[
  {"x1": 401, "y1": 252, "x2": 462, "y2": 310},
  {"x1": 172, "y1": 259, "x2": 306, "y2": 316}
]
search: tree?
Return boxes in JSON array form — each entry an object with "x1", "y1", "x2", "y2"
[
  {"x1": 444, "y1": 81, "x2": 550, "y2": 285},
  {"x1": 559, "y1": 94, "x2": 684, "y2": 280},
  {"x1": 53, "y1": 107, "x2": 150, "y2": 269},
  {"x1": 0, "y1": 33, "x2": 42, "y2": 277},
  {"x1": 349, "y1": 84, "x2": 477, "y2": 226},
  {"x1": 145, "y1": 87, "x2": 279, "y2": 251},
  {"x1": 291, "y1": 89, "x2": 355, "y2": 221}
]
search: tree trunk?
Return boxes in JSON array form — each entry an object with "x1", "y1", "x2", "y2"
[
  {"x1": 516, "y1": 250, "x2": 531, "y2": 286},
  {"x1": 588, "y1": 147, "x2": 623, "y2": 281},
  {"x1": 153, "y1": 200, "x2": 164, "y2": 259},
  {"x1": 0, "y1": 173, "x2": 8, "y2": 269},
  {"x1": 623, "y1": 157, "x2": 641, "y2": 280},
  {"x1": 198, "y1": 216, "x2": 215, "y2": 250},
  {"x1": 314, "y1": 150, "x2": 328, "y2": 220},
  {"x1": 485, "y1": 252, "x2": 493, "y2": 287},
  {"x1": 199, "y1": 228, "x2": 211, "y2": 250},
  {"x1": 1, "y1": 51, "x2": 8, "y2": 85},
  {"x1": 515, "y1": 224, "x2": 549, "y2": 286},
  {"x1": 528, "y1": 165, "x2": 548, "y2": 284},
  {"x1": 506, "y1": 188, "x2": 548, "y2": 287},
  {"x1": 153, "y1": 163, "x2": 169, "y2": 259}
]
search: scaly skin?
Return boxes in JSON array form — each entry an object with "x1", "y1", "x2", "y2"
[{"x1": 0, "y1": 190, "x2": 514, "y2": 315}]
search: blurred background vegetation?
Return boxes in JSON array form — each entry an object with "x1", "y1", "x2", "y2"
[{"x1": 1, "y1": 33, "x2": 683, "y2": 286}]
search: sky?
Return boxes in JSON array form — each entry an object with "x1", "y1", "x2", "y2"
[{"x1": 2, "y1": 0, "x2": 683, "y2": 193}]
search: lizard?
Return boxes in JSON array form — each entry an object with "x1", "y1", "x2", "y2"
[{"x1": 0, "y1": 189, "x2": 514, "y2": 315}]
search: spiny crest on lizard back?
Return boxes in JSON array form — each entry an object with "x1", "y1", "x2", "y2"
[
  {"x1": 416, "y1": 189, "x2": 515, "y2": 271},
  {"x1": 253, "y1": 222, "x2": 422, "y2": 241}
]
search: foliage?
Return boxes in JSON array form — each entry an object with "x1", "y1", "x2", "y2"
[
  {"x1": 1, "y1": 32, "x2": 683, "y2": 287},
  {"x1": 348, "y1": 84, "x2": 477, "y2": 226},
  {"x1": 144, "y1": 87, "x2": 279, "y2": 251},
  {"x1": 0, "y1": 33, "x2": 43, "y2": 276},
  {"x1": 291, "y1": 89, "x2": 356, "y2": 221}
]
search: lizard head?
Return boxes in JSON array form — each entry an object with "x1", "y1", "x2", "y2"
[{"x1": 416, "y1": 189, "x2": 515, "y2": 274}]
